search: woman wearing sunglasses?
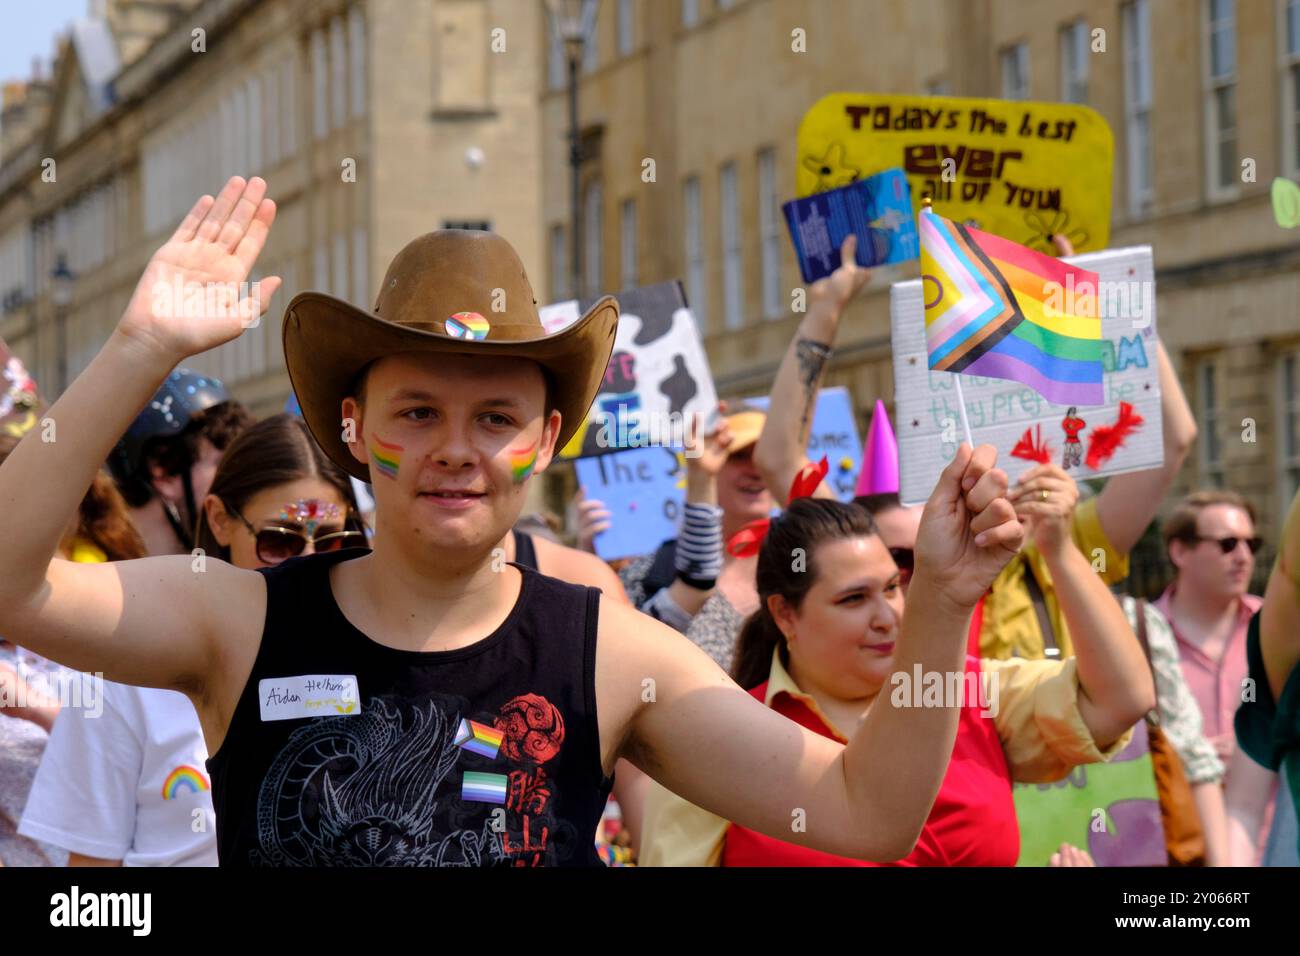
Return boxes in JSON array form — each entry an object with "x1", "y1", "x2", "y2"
[{"x1": 198, "y1": 413, "x2": 368, "y2": 567}]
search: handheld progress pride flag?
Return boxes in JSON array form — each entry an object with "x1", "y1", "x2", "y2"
[{"x1": 920, "y1": 209, "x2": 1104, "y2": 407}]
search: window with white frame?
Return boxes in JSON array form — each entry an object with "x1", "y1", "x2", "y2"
[
  {"x1": 314, "y1": 244, "x2": 328, "y2": 293},
  {"x1": 247, "y1": 76, "x2": 262, "y2": 172},
  {"x1": 684, "y1": 175, "x2": 706, "y2": 327},
  {"x1": 720, "y1": 162, "x2": 743, "y2": 329},
  {"x1": 1000, "y1": 43, "x2": 1030, "y2": 100},
  {"x1": 618, "y1": 0, "x2": 635, "y2": 55},
  {"x1": 352, "y1": 228, "x2": 368, "y2": 305},
  {"x1": 548, "y1": 23, "x2": 565, "y2": 90},
  {"x1": 1060, "y1": 19, "x2": 1089, "y2": 103},
  {"x1": 311, "y1": 28, "x2": 327, "y2": 139},
  {"x1": 682, "y1": 0, "x2": 699, "y2": 28},
  {"x1": 332, "y1": 233, "x2": 348, "y2": 300},
  {"x1": 550, "y1": 224, "x2": 568, "y2": 301},
  {"x1": 1123, "y1": 0, "x2": 1153, "y2": 216},
  {"x1": 283, "y1": 50, "x2": 298, "y2": 155},
  {"x1": 1281, "y1": 350, "x2": 1300, "y2": 512},
  {"x1": 620, "y1": 198, "x2": 638, "y2": 290},
  {"x1": 1197, "y1": 360, "x2": 1226, "y2": 486},
  {"x1": 1284, "y1": 0, "x2": 1300, "y2": 175},
  {"x1": 758, "y1": 147, "x2": 781, "y2": 319},
  {"x1": 220, "y1": 95, "x2": 235, "y2": 178},
  {"x1": 1204, "y1": 0, "x2": 1237, "y2": 195},
  {"x1": 330, "y1": 17, "x2": 347, "y2": 128},
  {"x1": 583, "y1": 179, "x2": 603, "y2": 298},
  {"x1": 233, "y1": 86, "x2": 248, "y2": 174},
  {"x1": 265, "y1": 65, "x2": 280, "y2": 165},
  {"x1": 583, "y1": 6, "x2": 598, "y2": 73},
  {"x1": 349, "y1": 6, "x2": 366, "y2": 118}
]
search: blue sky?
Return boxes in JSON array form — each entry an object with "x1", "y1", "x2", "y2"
[{"x1": 0, "y1": 0, "x2": 87, "y2": 86}]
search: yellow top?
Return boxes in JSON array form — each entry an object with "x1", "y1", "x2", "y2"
[
  {"x1": 639, "y1": 645, "x2": 1132, "y2": 866},
  {"x1": 69, "y1": 540, "x2": 108, "y2": 563},
  {"x1": 978, "y1": 495, "x2": 1128, "y2": 660}
]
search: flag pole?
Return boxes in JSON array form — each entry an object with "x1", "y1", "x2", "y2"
[{"x1": 921, "y1": 196, "x2": 975, "y2": 448}]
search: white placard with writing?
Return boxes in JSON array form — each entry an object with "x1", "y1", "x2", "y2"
[{"x1": 890, "y1": 246, "x2": 1164, "y2": 505}]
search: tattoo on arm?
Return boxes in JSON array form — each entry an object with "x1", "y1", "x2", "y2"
[{"x1": 795, "y1": 339, "x2": 832, "y2": 435}]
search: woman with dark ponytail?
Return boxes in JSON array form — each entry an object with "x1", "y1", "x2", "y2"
[
  {"x1": 641, "y1": 494, "x2": 1155, "y2": 866},
  {"x1": 731, "y1": 499, "x2": 878, "y2": 691}
]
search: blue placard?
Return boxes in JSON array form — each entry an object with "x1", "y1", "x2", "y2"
[
  {"x1": 782, "y1": 167, "x2": 918, "y2": 283},
  {"x1": 744, "y1": 387, "x2": 863, "y2": 501},
  {"x1": 574, "y1": 445, "x2": 686, "y2": 561}
]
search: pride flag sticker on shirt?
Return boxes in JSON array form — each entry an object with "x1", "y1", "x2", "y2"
[
  {"x1": 455, "y1": 718, "x2": 505, "y2": 759},
  {"x1": 445, "y1": 311, "x2": 491, "y2": 340},
  {"x1": 461, "y1": 771, "x2": 508, "y2": 804}
]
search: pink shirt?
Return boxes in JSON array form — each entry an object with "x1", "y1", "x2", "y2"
[{"x1": 1154, "y1": 584, "x2": 1263, "y2": 741}]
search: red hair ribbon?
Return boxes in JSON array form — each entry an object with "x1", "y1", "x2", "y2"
[{"x1": 726, "y1": 456, "x2": 829, "y2": 558}]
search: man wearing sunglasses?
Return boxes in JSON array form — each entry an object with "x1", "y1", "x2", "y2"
[{"x1": 1157, "y1": 489, "x2": 1265, "y2": 768}]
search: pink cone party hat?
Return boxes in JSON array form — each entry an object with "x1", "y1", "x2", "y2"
[{"x1": 854, "y1": 399, "x2": 899, "y2": 496}]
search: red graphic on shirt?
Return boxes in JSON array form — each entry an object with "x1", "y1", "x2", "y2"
[
  {"x1": 494, "y1": 693, "x2": 565, "y2": 764},
  {"x1": 503, "y1": 769, "x2": 554, "y2": 864},
  {"x1": 502, "y1": 814, "x2": 551, "y2": 866},
  {"x1": 506, "y1": 767, "x2": 552, "y2": 815}
]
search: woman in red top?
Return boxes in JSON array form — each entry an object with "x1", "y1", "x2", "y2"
[{"x1": 640, "y1": 496, "x2": 1153, "y2": 866}]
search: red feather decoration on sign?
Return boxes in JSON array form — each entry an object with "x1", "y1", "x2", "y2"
[
  {"x1": 1009, "y1": 424, "x2": 1052, "y2": 464},
  {"x1": 1085, "y1": 402, "x2": 1145, "y2": 469}
]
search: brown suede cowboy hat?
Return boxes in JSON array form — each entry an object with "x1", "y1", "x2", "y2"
[{"x1": 283, "y1": 230, "x2": 618, "y2": 482}]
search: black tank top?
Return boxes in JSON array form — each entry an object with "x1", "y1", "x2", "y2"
[
  {"x1": 512, "y1": 529, "x2": 539, "y2": 570},
  {"x1": 206, "y1": 548, "x2": 612, "y2": 867}
]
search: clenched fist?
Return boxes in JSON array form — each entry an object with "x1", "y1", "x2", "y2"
[{"x1": 914, "y1": 443, "x2": 1025, "y2": 610}]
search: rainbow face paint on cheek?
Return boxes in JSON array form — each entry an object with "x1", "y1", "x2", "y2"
[
  {"x1": 508, "y1": 441, "x2": 539, "y2": 483},
  {"x1": 369, "y1": 435, "x2": 403, "y2": 480}
]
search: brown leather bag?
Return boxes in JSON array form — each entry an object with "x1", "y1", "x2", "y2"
[{"x1": 1135, "y1": 599, "x2": 1207, "y2": 867}]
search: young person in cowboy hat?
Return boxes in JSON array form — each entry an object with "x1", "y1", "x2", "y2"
[{"x1": 0, "y1": 176, "x2": 1027, "y2": 866}]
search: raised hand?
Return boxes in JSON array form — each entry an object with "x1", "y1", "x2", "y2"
[
  {"x1": 574, "y1": 487, "x2": 612, "y2": 554},
  {"x1": 914, "y1": 443, "x2": 1025, "y2": 610},
  {"x1": 685, "y1": 402, "x2": 735, "y2": 479},
  {"x1": 118, "y1": 176, "x2": 281, "y2": 362},
  {"x1": 808, "y1": 234, "x2": 872, "y2": 313}
]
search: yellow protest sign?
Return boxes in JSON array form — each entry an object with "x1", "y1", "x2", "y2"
[{"x1": 797, "y1": 93, "x2": 1114, "y2": 254}]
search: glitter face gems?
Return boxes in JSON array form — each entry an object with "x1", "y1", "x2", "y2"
[
  {"x1": 276, "y1": 499, "x2": 342, "y2": 536},
  {"x1": 444, "y1": 311, "x2": 491, "y2": 340},
  {"x1": 508, "y1": 441, "x2": 539, "y2": 484},
  {"x1": 369, "y1": 435, "x2": 403, "y2": 480}
]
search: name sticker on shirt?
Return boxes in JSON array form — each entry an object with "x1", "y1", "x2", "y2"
[{"x1": 258, "y1": 675, "x2": 361, "y2": 722}]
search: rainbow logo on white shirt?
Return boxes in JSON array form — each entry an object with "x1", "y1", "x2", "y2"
[{"x1": 161, "y1": 765, "x2": 210, "y2": 800}]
